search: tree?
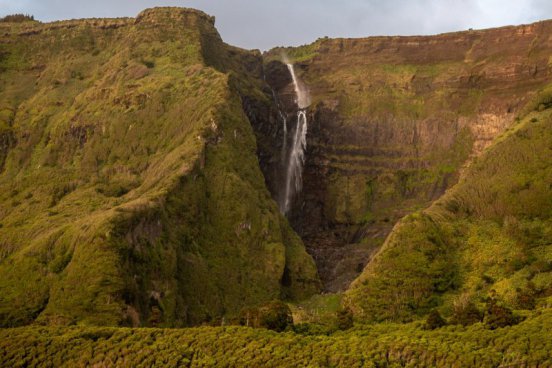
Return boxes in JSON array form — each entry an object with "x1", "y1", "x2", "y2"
[
  {"x1": 451, "y1": 296, "x2": 483, "y2": 326},
  {"x1": 0, "y1": 14, "x2": 35, "y2": 23},
  {"x1": 258, "y1": 301, "x2": 293, "y2": 332}
]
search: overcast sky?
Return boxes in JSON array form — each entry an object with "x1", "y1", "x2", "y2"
[{"x1": 2, "y1": 0, "x2": 552, "y2": 50}]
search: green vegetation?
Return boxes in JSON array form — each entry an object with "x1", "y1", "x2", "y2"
[
  {"x1": 269, "y1": 28, "x2": 551, "y2": 287},
  {"x1": 2, "y1": 6, "x2": 552, "y2": 367},
  {"x1": 264, "y1": 38, "x2": 326, "y2": 63},
  {"x1": 0, "y1": 14, "x2": 36, "y2": 23},
  {"x1": 1, "y1": 309, "x2": 551, "y2": 366},
  {"x1": 239, "y1": 300, "x2": 294, "y2": 332}
]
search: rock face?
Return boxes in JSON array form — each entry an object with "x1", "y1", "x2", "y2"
[
  {"x1": 0, "y1": 7, "x2": 319, "y2": 327},
  {"x1": 346, "y1": 101, "x2": 552, "y2": 322},
  {"x1": 262, "y1": 20, "x2": 552, "y2": 291}
]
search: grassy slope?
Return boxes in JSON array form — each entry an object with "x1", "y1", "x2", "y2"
[
  {"x1": 346, "y1": 87, "x2": 552, "y2": 322},
  {"x1": 0, "y1": 8, "x2": 319, "y2": 328},
  {"x1": 1, "y1": 309, "x2": 551, "y2": 367}
]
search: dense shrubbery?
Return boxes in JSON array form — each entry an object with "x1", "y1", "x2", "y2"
[
  {"x1": 484, "y1": 298, "x2": 519, "y2": 330},
  {"x1": 1, "y1": 309, "x2": 551, "y2": 367},
  {"x1": 335, "y1": 308, "x2": 354, "y2": 330},
  {"x1": 424, "y1": 309, "x2": 446, "y2": 330},
  {"x1": 450, "y1": 296, "x2": 483, "y2": 326}
]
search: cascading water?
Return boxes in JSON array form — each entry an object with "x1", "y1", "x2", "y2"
[
  {"x1": 282, "y1": 109, "x2": 307, "y2": 214},
  {"x1": 279, "y1": 110, "x2": 288, "y2": 163},
  {"x1": 280, "y1": 61, "x2": 311, "y2": 215},
  {"x1": 286, "y1": 63, "x2": 311, "y2": 110}
]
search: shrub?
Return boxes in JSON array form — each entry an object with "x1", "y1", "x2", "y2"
[
  {"x1": 484, "y1": 299, "x2": 519, "y2": 329},
  {"x1": 450, "y1": 296, "x2": 483, "y2": 326},
  {"x1": 336, "y1": 308, "x2": 354, "y2": 330},
  {"x1": 142, "y1": 60, "x2": 155, "y2": 69},
  {"x1": 258, "y1": 301, "x2": 293, "y2": 332},
  {"x1": 515, "y1": 286, "x2": 537, "y2": 310},
  {"x1": 424, "y1": 309, "x2": 447, "y2": 330},
  {"x1": 239, "y1": 301, "x2": 293, "y2": 332}
]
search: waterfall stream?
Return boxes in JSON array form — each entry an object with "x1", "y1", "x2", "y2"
[{"x1": 280, "y1": 62, "x2": 310, "y2": 215}]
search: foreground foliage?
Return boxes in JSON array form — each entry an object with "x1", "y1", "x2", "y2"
[{"x1": 1, "y1": 309, "x2": 551, "y2": 367}]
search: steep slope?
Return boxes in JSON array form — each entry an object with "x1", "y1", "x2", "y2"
[
  {"x1": 347, "y1": 87, "x2": 552, "y2": 322},
  {"x1": 262, "y1": 20, "x2": 552, "y2": 291},
  {"x1": 0, "y1": 8, "x2": 319, "y2": 327}
]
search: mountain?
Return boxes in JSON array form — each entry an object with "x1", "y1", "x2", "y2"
[
  {"x1": 346, "y1": 91, "x2": 552, "y2": 322},
  {"x1": 0, "y1": 7, "x2": 319, "y2": 327},
  {"x1": 1, "y1": 6, "x2": 552, "y2": 367}
]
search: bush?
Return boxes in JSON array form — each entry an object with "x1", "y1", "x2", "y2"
[
  {"x1": 142, "y1": 60, "x2": 155, "y2": 69},
  {"x1": 515, "y1": 286, "x2": 537, "y2": 310},
  {"x1": 451, "y1": 296, "x2": 483, "y2": 326},
  {"x1": 336, "y1": 308, "x2": 354, "y2": 330},
  {"x1": 258, "y1": 301, "x2": 293, "y2": 332},
  {"x1": 484, "y1": 299, "x2": 519, "y2": 329},
  {"x1": 239, "y1": 301, "x2": 293, "y2": 332},
  {"x1": 424, "y1": 309, "x2": 447, "y2": 330}
]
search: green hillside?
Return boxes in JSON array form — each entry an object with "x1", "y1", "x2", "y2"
[
  {"x1": 347, "y1": 88, "x2": 552, "y2": 323},
  {"x1": 263, "y1": 20, "x2": 552, "y2": 292},
  {"x1": 0, "y1": 8, "x2": 319, "y2": 328}
]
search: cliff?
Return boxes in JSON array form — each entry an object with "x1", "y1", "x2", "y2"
[
  {"x1": 0, "y1": 7, "x2": 319, "y2": 327},
  {"x1": 346, "y1": 86, "x2": 552, "y2": 322},
  {"x1": 262, "y1": 20, "x2": 552, "y2": 291}
]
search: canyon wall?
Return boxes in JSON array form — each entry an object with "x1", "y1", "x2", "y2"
[{"x1": 262, "y1": 21, "x2": 552, "y2": 291}]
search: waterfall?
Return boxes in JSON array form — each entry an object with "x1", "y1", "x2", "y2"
[
  {"x1": 282, "y1": 110, "x2": 307, "y2": 214},
  {"x1": 286, "y1": 63, "x2": 311, "y2": 109},
  {"x1": 279, "y1": 110, "x2": 288, "y2": 163},
  {"x1": 280, "y1": 62, "x2": 310, "y2": 215}
]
